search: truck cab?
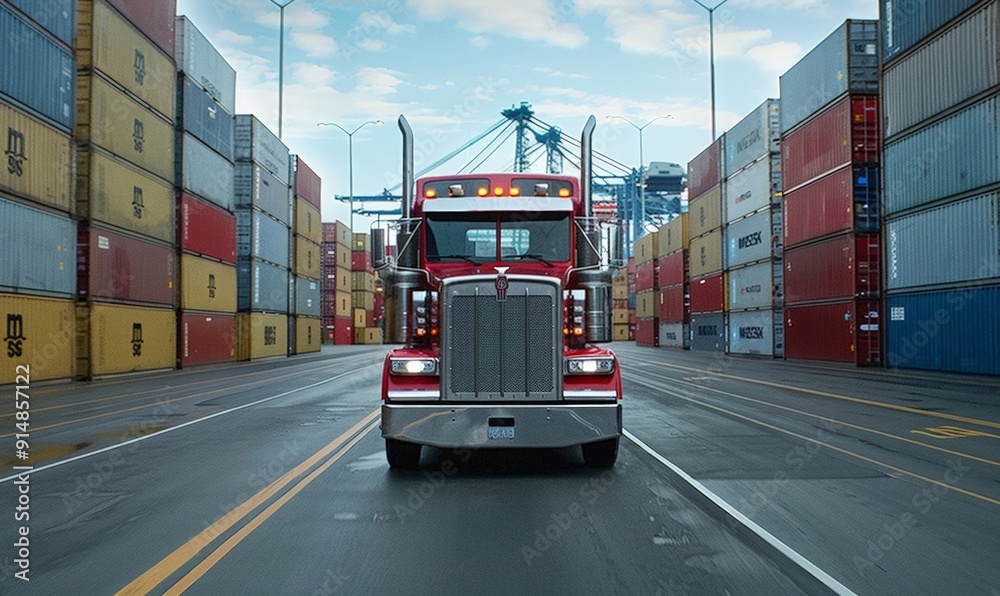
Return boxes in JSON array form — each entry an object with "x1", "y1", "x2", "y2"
[{"x1": 376, "y1": 116, "x2": 622, "y2": 469}]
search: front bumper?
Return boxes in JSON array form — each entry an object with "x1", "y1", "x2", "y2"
[{"x1": 381, "y1": 403, "x2": 622, "y2": 449}]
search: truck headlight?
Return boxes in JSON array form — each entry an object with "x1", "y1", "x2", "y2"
[
  {"x1": 389, "y1": 358, "x2": 439, "y2": 375},
  {"x1": 564, "y1": 357, "x2": 615, "y2": 375}
]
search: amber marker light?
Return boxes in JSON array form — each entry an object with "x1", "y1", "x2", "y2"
[
  {"x1": 477, "y1": 187, "x2": 488, "y2": 197},
  {"x1": 493, "y1": 186, "x2": 504, "y2": 196},
  {"x1": 559, "y1": 188, "x2": 571, "y2": 197},
  {"x1": 510, "y1": 187, "x2": 521, "y2": 196},
  {"x1": 425, "y1": 189, "x2": 437, "y2": 198}
]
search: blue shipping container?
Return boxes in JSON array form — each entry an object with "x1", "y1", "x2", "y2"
[
  {"x1": 0, "y1": 4, "x2": 74, "y2": 132},
  {"x1": 883, "y1": 94, "x2": 1000, "y2": 215},
  {"x1": 237, "y1": 208, "x2": 290, "y2": 268},
  {"x1": 294, "y1": 276, "x2": 320, "y2": 316},
  {"x1": 235, "y1": 162, "x2": 291, "y2": 225},
  {"x1": 0, "y1": 195, "x2": 75, "y2": 298},
  {"x1": 690, "y1": 312, "x2": 726, "y2": 353},
  {"x1": 237, "y1": 257, "x2": 289, "y2": 313},
  {"x1": 179, "y1": 74, "x2": 234, "y2": 161},
  {"x1": 178, "y1": 132, "x2": 234, "y2": 212},
  {"x1": 886, "y1": 285, "x2": 1000, "y2": 375},
  {"x1": 882, "y1": 0, "x2": 980, "y2": 64},
  {"x1": 234, "y1": 114, "x2": 290, "y2": 184},
  {"x1": 8, "y1": 0, "x2": 76, "y2": 47}
]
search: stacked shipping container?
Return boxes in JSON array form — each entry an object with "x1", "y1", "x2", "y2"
[
  {"x1": 881, "y1": 0, "x2": 1000, "y2": 375},
  {"x1": 0, "y1": 2, "x2": 77, "y2": 384},
  {"x1": 290, "y1": 156, "x2": 321, "y2": 354},
  {"x1": 780, "y1": 20, "x2": 883, "y2": 366},
  {"x1": 320, "y1": 222, "x2": 354, "y2": 344},
  {"x1": 74, "y1": 0, "x2": 179, "y2": 379},
  {"x1": 351, "y1": 233, "x2": 381, "y2": 344},
  {"x1": 723, "y1": 99, "x2": 784, "y2": 357},
  {"x1": 175, "y1": 16, "x2": 237, "y2": 367},
  {"x1": 235, "y1": 114, "x2": 291, "y2": 360},
  {"x1": 634, "y1": 231, "x2": 658, "y2": 346},
  {"x1": 686, "y1": 137, "x2": 726, "y2": 352},
  {"x1": 656, "y1": 213, "x2": 689, "y2": 348}
]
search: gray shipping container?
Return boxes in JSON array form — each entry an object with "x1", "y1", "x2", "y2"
[
  {"x1": 725, "y1": 99, "x2": 780, "y2": 175},
  {"x1": 235, "y1": 114, "x2": 290, "y2": 184},
  {"x1": 179, "y1": 74, "x2": 234, "y2": 161},
  {"x1": 779, "y1": 20, "x2": 878, "y2": 134},
  {"x1": 690, "y1": 312, "x2": 725, "y2": 353},
  {"x1": 882, "y1": 0, "x2": 980, "y2": 64},
  {"x1": 8, "y1": 0, "x2": 76, "y2": 47},
  {"x1": 175, "y1": 16, "x2": 236, "y2": 114},
  {"x1": 883, "y1": 94, "x2": 1000, "y2": 216},
  {"x1": 724, "y1": 155, "x2": 780, "y2": 223},
  {"x1": 179, "y1": 132, "x2": 235, "y2": 212},
  {"x1": 294, "y1": 276, "x2": 320, "y2": 316},
  {"x1": 0, "y1": 196, "x2": 75, "y2": 298},
  {"x1": 728, "y1": 309, "x2": 776, "y2": 357},
  {"x1": 237, "y1": 208, "x2": 291, "y2": 268},
  {"x1": 658, "y1": 323, "x2": 690, "y2": 349},
  {"x1": 725, "y1": 209, "x2": 774, "y2": 268},
  {"x1": 727, "y1": 261, "x2": 774, "y2": 311},
  {"x1": 0, "y1": 4, "x2": 74, "y2": 132},
  {"x1": 235, "y1": 162, "x2": 291, "y2": 225},
  {"x1": 887, "y1": 191, "x2": 1000, "y2": 292},
  {"x1": 883, "y1": 1, "x2": 1000, "y2": 139},
  {"x1": 237, "y1": 257, "x2": 289, "y2": 313}
]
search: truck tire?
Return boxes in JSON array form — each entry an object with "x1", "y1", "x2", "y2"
[
  {"x1": 386, "y1": 438, "x2": 421, "y2": 469},
  {"x1": 582, "y1": 437, "x2": 619, "y2": 468}
]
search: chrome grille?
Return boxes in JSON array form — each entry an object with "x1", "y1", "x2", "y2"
[{"x1": 442, "y1": 276, "x2": 560, "y2": 401}]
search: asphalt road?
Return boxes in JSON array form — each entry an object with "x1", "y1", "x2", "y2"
[{"x1": 1, "y1": 343, "x2": 998, "y2": 595}]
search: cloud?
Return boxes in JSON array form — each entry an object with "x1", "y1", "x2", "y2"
[
  {"x1": 356, "y1": 11, "x2": 415, "y2": 35},
  {"x1": 535, "y1": 67, "x2": 590, "y2": 80},
  {"x1": 746, "y1": 41, "x2": 803, "y2": 73},
  {"x1": 407, "y1": 0, "x2": 587, "y2": 48},
  {"x1": 293, "y1": 63, "x2": 338, "y2": 87},
  {"x1": 469, "y1": 36, "x2": 491, "y2": 49},
  {"x1": 215, "y1": 29, "x2": 253, "y2": 45},
  {"x1": 291, "y1": 31, "x2": 338, "y2": 57},
  {"x1": 254, "y1": 4, "x2": 330, "y2": 30},
  {"x1": 356, "y1": 67, "x2": 404, "y2": 96}
]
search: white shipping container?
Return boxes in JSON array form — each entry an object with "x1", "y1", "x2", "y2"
[
  {"x1": 727, "y1": 261, "x2": 774, "y2": 311},
  {"x1": 658, "y1": 323, "x2": 689, "y2": 349},
  {"x1": 724, "y1": 157, "x2": 778, "y2": 223},
  {"x1": 725, "y1": 99, "x2": 780, "y2": 176},
  {"x1": 725, "y1": 209, "x2": 774, "y2": 269},
  {"x1": 175, "y1": 16, "x2": 237, "y2": 114},
  {"x1": 728, "y1": 309, "x2": 776, "y2": 356}
]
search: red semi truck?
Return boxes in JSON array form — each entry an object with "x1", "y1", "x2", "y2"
[{"x1": 375, "y1": 115, "x2": 622, "y2": 469}]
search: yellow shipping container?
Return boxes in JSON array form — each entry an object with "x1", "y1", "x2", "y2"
[
  {"x1": 689, "y1": 229, "x2": 724, "y2": 278},
  {"x1": 335, "y1": 221, "x2": 352, "y2": 248},
  {"x1": 336, "y1": 267, "x2": 351, "y2": 292},
  {"x1": 76, "y1": 73, "x2": 174, "y2": 183},
  {"x1": 76, "y1": 0, "x2": 176, "y2": 121},
  {"x1": 180, "y1": 255, "x2": 237, "y2": 313},
  {"x1": 77, "y1": 303, "x2": 175, "y2": 378},
  {"x1": 354, "y1": 327, "x2": 382, "y2": 345},
  {"x1": 353, "y1": 308, "x2": 366, "y2": 328},
  {"x1": 351, "y1": 271, "x2": 374, "y2": 293},
  {"x1": 353, "y1": 232, "x2": 370, "y2": 253},
  {"x1": 236, "y1": 312, "x2": 288, "y2": 361},
  {"x1": 295, "y1": 198, "x2": 322, "y2": 245},
  {"x1": 294, "y1": 316, "x2": 321, "y2": 354},
  {"x1": 612, "y1": 324, "x2": 630, "y2": 341},
  {"x1": 689, "y1": 186, "x2": 722, "y2": 238},
  {"x1": 294, "y1": 236, "x2": 321, "y2": 280},
  {"x1": 634, "y1": 232, "x2": 658, "y2": 266},
  {"x1": 613, "y1": 285, "x2": 628, "y2": 300},
  {"x1": 0, "y1": 101, "x2": 73, "y2": 213},
  {"x1": 657, "y1": 213, "x2": 689, "y2": 257},
  {"x1": 77, "y1": 147, "x2": 174, "y2": 243},
  {"x1": 353, "y1": 290, "x2": 374, "y2": 311},
  {"x1": 612, "y1": 309, "x2": 629, "y2": 325},
  {"x1": 0, "y1": 294, "x2": 74, "y2": 384},
  {"x1": 335, "y1": 290, "x2": 352, "y2": 318},
  {"x1": 636, "y1": 290, "x2": 656, "y2": 319}
]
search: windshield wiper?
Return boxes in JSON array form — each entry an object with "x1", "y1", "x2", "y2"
[
  {"x1": 432, "y1": 254, "x2": 482, "y2": 265},
  {"x1": 507, "y1": 253, "x2": 554, "y2": 267}
]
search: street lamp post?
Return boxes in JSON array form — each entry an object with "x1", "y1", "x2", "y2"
[
  {"x1": 689, "y1": 0, "x2": 731, "y2": 141},
  {"x1": 269, "y1": 0, "x2": 298, "y2": 139},
  {"x1": 605, "y1": 115, "x2": 672, "y2": 231},
  {"x1": 317, "y1": 120, "x2": 384, "y2": 231}
]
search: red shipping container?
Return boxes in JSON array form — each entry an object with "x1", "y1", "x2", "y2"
[
  {"x1": 294, "y1": 156, "x2": 321, "y2": 209},
  {"x1": 657, "y1": 252, "x2": 686, "y2": 288},
  {"x1": 333, "y1": 316, "x2": 352, "y2": 345},
  {"x1": 352, "y1": 250, "x2": 373, "y2": 272},
  {"x1": 635, "y1": 260, "x2": 657, "y2": 293},
  {"x1": 785, "y1": 300, "x2": 881, "y2": 365},
  {"x1": 785, "y1": 233, "x2": 879, "y2": 304},
  {"x1": 626, "y1": 257, "x2": 635, "y2": 277},
  {"x1": 373, "y1": 291, "x2": 383, "y2": 322},
  {"x1": 782, "y1": 95, "x2": 879, "y2": 192},
  {"x1": 687, "y1": 137, "x2": 723, "y2": 198},
  {"x1": 690, "y1": 273, "x2": 723, "y2": 313},
  {"x1": 636, "y1": 318, "x2": 658, "y2": 347},
  {"x1": 78, "y1": 224, "x2": 176, "y2": 306},
  {"x1": 179, "y1": 312, "x2": 236, "y2": 367},
  {"x1": 783, "y1": 167, "x2": 854, "y2": 248},
  {"x1": 106, "y1": 0, "x2": 176, "y2": 58},
  {"x1": 658, "y1": 284, "x2": 688, "y2": 323},
  {"x1": 179, "y1": 193, "x2": 236, "y2": 264},
  {"x1": 322, "y1": 223, "x2": 338, "y2": 243}
]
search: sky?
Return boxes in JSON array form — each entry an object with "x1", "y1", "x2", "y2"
[{"x1": 175, "y1": 0, "x2": 878, "y2": 230}]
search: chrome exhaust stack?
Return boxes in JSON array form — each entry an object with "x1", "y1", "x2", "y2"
[
  {"x1": 575, "y1": 115, "x2": 611, "y2": 343},
  {"x1": 384, "y1": 115, "x2": 423, "y2": 344}
]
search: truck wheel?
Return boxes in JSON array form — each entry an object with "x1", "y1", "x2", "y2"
[
  {"x1": 386, "y1": 438, "x2": 421, "y2": 469},
  {"x1": 582, "y1": 438, "x2": 619, "y2": 468}
]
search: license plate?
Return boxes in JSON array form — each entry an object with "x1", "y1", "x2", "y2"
[{"x1": 488, "y1": 427, "x2": 515, "y2": 440}]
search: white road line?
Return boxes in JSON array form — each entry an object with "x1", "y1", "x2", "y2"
[
  {"x1": 624, "y1": 429, "x2": 857, "y2": 596},
  {"x1": 0, "y1": 366, "x2": 377, "y2": 484}
]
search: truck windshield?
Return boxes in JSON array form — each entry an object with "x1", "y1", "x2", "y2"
[{"x1": 425, "y1": 212, "x2": 571, "y2": 262}]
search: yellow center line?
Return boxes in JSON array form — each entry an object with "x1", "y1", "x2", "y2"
[
  {"x1": 115, "y1": 408, "x2": 380, "y2": 596},
  {"x1": 164, "y1": 419, "x2": 380, "y2": 595},
  {"x1": 626, "y1": 374, "x2": 1000, "y2": 507},
  {"x1": 625, "y1": 369, "x2": 1000, "y2": 469},
  {"x1": 625, "y1": 359, "x2": 1000, "y2": 431}
]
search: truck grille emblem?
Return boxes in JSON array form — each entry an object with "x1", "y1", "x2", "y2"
[{"x1": 494, "y1": 267, "x2": 509, "y2": 302}]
